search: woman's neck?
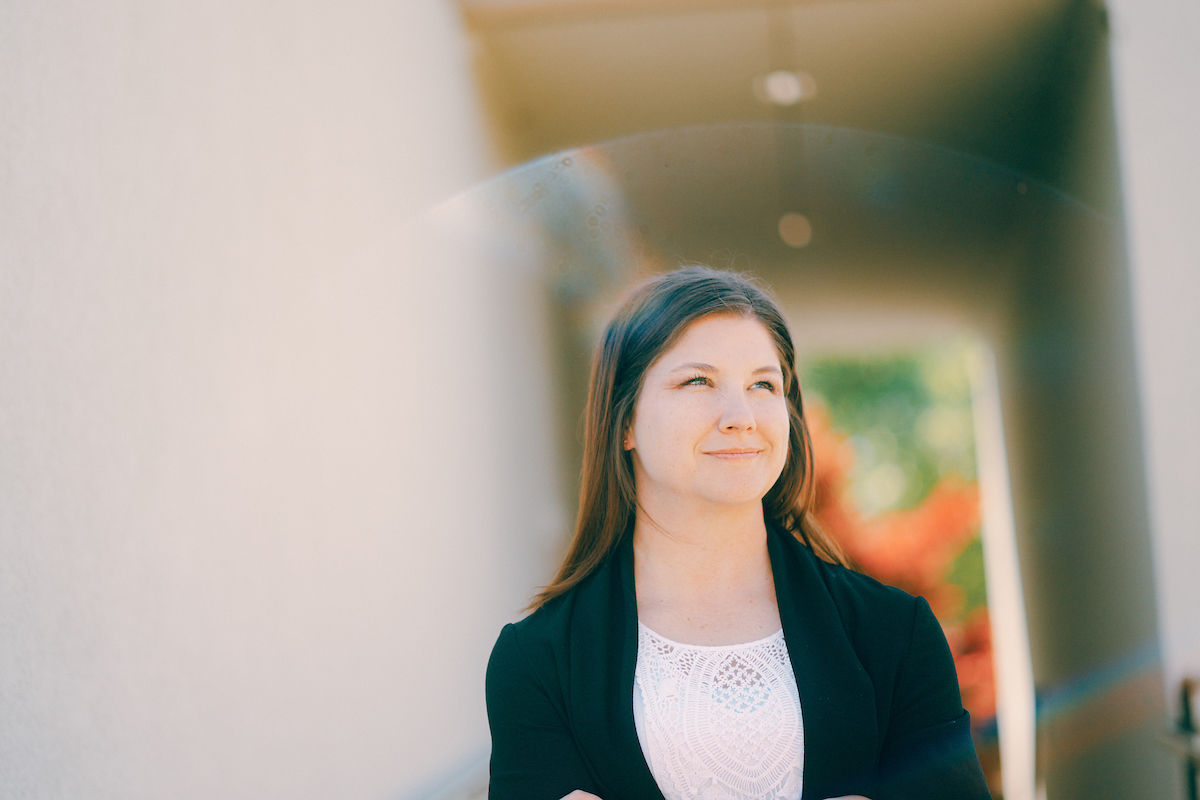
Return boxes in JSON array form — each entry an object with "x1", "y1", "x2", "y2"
[
  {"x1": 631, "y1": 499, "x2": 780, "y2": 645},
  {"x1": 633, "y1": 500, "x2": 768, "y2": 582}
]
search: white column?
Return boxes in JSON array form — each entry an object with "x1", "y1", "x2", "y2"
[
  {"x1": 970, "y1": 345, "x2": 1037, "y2": 800},
  {"x1": 1107, "y1": 0, "x2": 1200, "y2": 704}
]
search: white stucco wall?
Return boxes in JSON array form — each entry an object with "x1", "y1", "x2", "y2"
[
  {"x1": 0, "y1": 2, "x2": 555, "y2": 798},
  {"x1": 1107, "y1": 0, "x2": 1200, "y2": 710}
]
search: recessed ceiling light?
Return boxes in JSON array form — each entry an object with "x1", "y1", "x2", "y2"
[{"x1": 753, "y1": 70, "x2": 817, "y2": 106}]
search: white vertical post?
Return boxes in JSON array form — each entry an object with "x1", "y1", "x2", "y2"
[
  {"x1": 1107, "y1": 0, "x2": 1200, "y2": 705},
  {"x1": 969, "y1": 344, "x2": 1037, "y2": 800}
]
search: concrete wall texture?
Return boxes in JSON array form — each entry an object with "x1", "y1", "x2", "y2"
[{"x1": 0, "y1": 2, "x2": 560, "y2": 798}]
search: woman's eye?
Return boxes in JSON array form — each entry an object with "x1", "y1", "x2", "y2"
[
  {"x1": 754, "y1": 380, "x2": 779, "y2": 392},
  {"x1": 681, "y1": 376, "x2": 709, "y2": 387}
]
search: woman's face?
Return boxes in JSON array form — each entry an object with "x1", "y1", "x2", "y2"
[{"x1": 625, "y1": 313, "x2": 790, "y2": 514}]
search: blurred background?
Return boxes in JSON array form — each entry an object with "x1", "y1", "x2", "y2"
[{"x1": 1, "y1": 1, "x2": 1197, "y2": 800}]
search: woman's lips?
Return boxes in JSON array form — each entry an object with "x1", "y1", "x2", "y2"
[{"x1": 705, "y1": 449, "x2": 761, "y2": 460}]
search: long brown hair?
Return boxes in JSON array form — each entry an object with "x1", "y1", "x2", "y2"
[{"x1": 531, "y1": 266, "x2": 848, "y2": 609}]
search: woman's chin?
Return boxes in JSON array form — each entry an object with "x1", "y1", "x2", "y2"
[{"x1": 694, "y1": 485, "x2": 773, "y2": 510}]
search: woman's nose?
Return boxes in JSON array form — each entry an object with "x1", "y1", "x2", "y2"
[{"x1": 719, "y1": 389, "x2": 756, "y2": 431}]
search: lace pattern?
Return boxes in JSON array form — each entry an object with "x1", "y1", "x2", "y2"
[{"x1": 634, "y1": 622, "x2": 804, "y2": 800}]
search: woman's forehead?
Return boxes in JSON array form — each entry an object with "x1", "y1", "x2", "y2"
[{"x1": 657, "y1": 314, "x2": 780, "y2": 363}]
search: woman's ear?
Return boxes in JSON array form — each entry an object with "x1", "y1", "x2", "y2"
[{"x1": 623, "y1": 423, "x2": 635, "y2": 451}]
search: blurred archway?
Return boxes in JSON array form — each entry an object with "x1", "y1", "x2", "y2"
[{"x1": 415, "y1": 122, "x2": 1166, "y2": 800}]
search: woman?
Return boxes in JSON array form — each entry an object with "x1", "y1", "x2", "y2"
[{"x1": 486, "y1": 266, "x2": 990, "y2": 800}]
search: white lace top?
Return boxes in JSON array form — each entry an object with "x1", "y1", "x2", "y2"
[{"x1": 633, "y1": 622, "x2": 804, "y2": 800}]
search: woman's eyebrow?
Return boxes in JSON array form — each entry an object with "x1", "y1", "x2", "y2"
[
  {"x1": 666, "y1": 362, "x2": 783, "y2": 375},
  {"x1": 668, "y1": 361, "x2": 717, "y2": 373}
]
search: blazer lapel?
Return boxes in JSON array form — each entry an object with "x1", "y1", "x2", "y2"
[
  {"x1": 768, "y1": 525, "x2": 879, "y2": 799},
  {"x1": 568, "y1": 535, "x2": 665, "y2": 800}
]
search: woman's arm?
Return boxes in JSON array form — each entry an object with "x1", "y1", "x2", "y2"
[
  {"x1": 486, "y1": 624, "x2": 604, "y2": 800},
  {"x1": 875, "y1": 597, "x2": 991, "y2": 800}
]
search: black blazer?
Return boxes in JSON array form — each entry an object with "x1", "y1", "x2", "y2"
[{"x1": 485, "y1": 524, "x2": 991, "y2": 800}]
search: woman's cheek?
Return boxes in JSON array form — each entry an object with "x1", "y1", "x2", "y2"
[{"x1": 765, "y1": 403, "x2": 791, "y2": 444}]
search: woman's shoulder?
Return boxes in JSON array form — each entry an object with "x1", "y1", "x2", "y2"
[
  {"x1": 486, "y1": 593, "x2": 574, "y2": 710},
  {"x1": 488, "y1": 553, "x2": 622, "y2": 676},
  {"x1": 796, "y1": 543, "x2": 934, "y2": 660},
  {"x1": 505, "y1": 590, "x2": 574, "y2": 650},
  {"x1": 489, "y1": 588, "x2": 573, "y2": 669},
  {"x1": 815, "y1": 554, "x2": 920, "y2": 619}
]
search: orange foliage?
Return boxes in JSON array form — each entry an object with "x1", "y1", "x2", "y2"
[
  {"x1": 949, "y1": 609, "x2": 997, "y2": 721},
  {"x1": 807, "y1": 405, "x2": 996, "y2": 721}
]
